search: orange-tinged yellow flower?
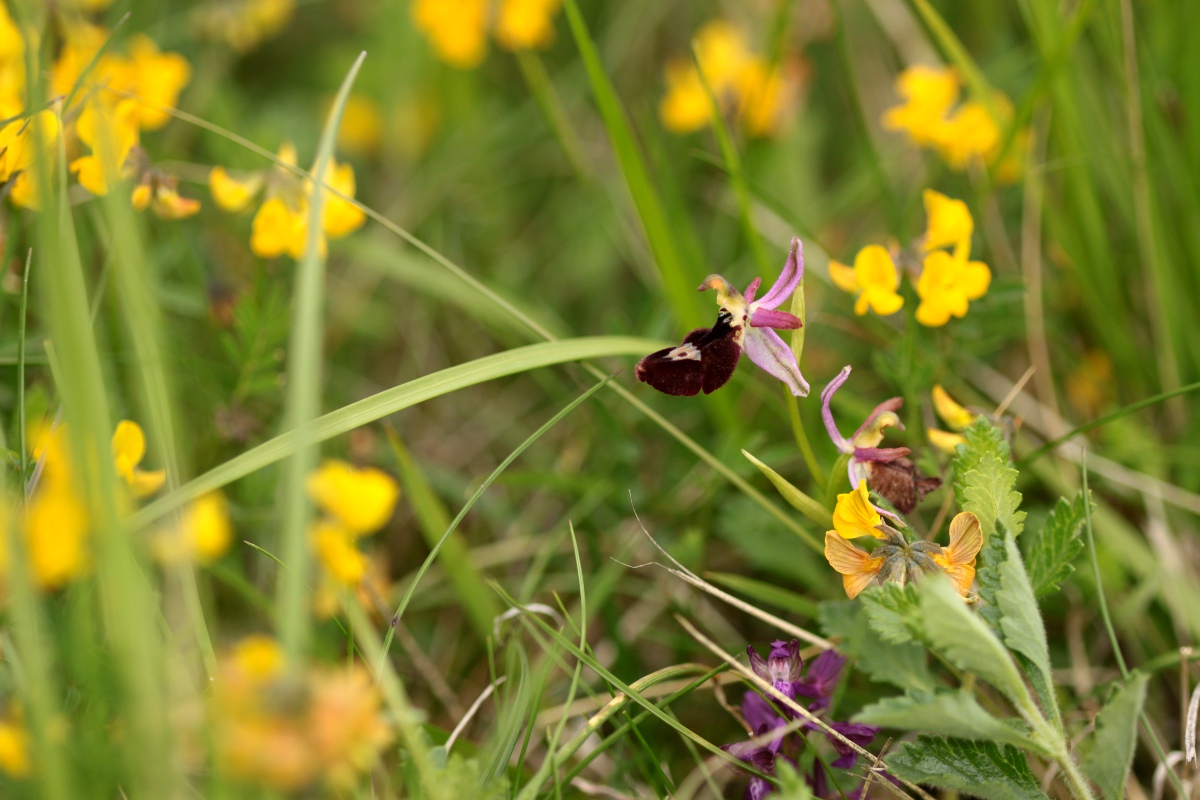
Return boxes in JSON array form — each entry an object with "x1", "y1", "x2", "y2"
[
  {"x1": 495, "y1": 0, "x2": 561, "y2": 51},
  {"x1": 832, "y1": 480, "x2": 883, "y2": 539},
  {"x1": 210, "y1": 166, "x2": 264, "y2": 212},
  {"x1": 308, "y1": 669, "x2": 393, "y2": 788},
  {"x1": 124, "y1": 35, "x2": 192, "y2": 130},
  {"x1": 932, "y1": 385, "x2": 975, "y2": 431},
  {"x1": 70, "y1": 100, "x2": 140, "y2": 197},
  {"x1": 824, "y1": 531, "x2": 884, "y2": 599},
  {"x1": 829, "y1": 245, "x2": 904, "y2": 317},
  {"x1": 882, "y1": 64, "x2": 959, "y2": 146},
  {"x1": 306, "y1": 460, "x2": 399, "y2": 536},
  {"x1": 0, "y1": 717, "x2": 29, "y2": 778},
  {"x1": 320, "y1": 158, "x2": 365, "y2": 239},
  {"x1": 24, "y1": 483, "x2": 90, "y2": 589},
  {"x1": 412, "y1": 0, "x2": 489, "y2": 68},
  {"x1": 250, "y1": 195, "x2": 305, "y2": 258},
  {"x1": 928, "y1": 428, "x2": 966, "y2": 454},
  {"x1": 133, "y1": 177, "x2": 202, "y2": 220},
  {"x1": 111, "y1": 420, "x2": 166, "y2": 497},
  {"x1": 311, "y1": 521, "x2": 366, "y2": 586},
  {"x1": 231, "y1": 635, "x2": 286, "y2": 681},
  {"x1": 915, "y1": 249, "x2": 991, "y2": 327},
  {"x1": 922, "y1": 189, "x2": 973, "y2": 253},
  {"x1": 932, "y1": 511, "x2": 983, "y2": 597}
]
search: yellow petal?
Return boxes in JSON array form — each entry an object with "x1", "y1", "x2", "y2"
[
  {"x1": 0, "y1": 721, "x2": 31, "y2": 778},
  {"x1": 209, "y1": 166, "x2": 263, "y2": 212},
  {"x1": 129, "y1": 468, "x2": 166, "y2": 498},
  {"x1": 861, "y1": 286, "x2": 904, "y2": 316},
  {"x1": 932, "y1": 385, "x2": 974, "y2": 430},
  {"x1": 945, "y1": 511, "x2": 983, "y2": 564},
  {"x1": 960, "y1": 259, "x2": 991, "y2": 300},
  {"x1": 182, "y1": 492, "x2": 232, "y2": 564},
  {"x1": 853, "y1": 244, "x2": 899, "y2": 292},
  {"x1": 310, "y1": 520, "x2": 366, "y2": 585},
  {"x1": 112, "y1": 420, "x2": 148, "y2": 470},
  {"x1": 131, "y1": 183, "x2": 152, "y2": 210},
  {"x1": 321, "y1": 160, "x2": 365, "y2": 238},
  {"x1": 251, "y1": 196, "x2": 302, "y2": 258},
  {"x1": 230, "y1": 634, "x2": 285, "y2": 681},
  {"x1": 411, "y1": 0, "x2": 489, "y2": 68},
  {"x1": 928, "y1": 428, "x2": 966, "y2": 454},
  {"x1": 495, "y1": 0, "x2": 560, "y2": 51},
  {"x1": 659, "y1": 63, "x2": 711, "y2": 134},
  {"x1": 922, "y1": 189, "x2": 973, "y2": 252},
  {"x1": 824, "y1": 531, "x2": 883, "y2": 599},
  {"x1": 24, "y1": 484, "x2": 90, "y2": 589},
  {"x1": 305, "y1": 460, "x2": 399, "y2": 536},
  {"x1": 828, "y1": 259, "x2": 859, "y2": 293},
  {"x1": 832, "y1": 480, "x2": 884, "y2": 539},
  {"x1": 151, "y1": 185, "x2": 201, "y2": 220}
]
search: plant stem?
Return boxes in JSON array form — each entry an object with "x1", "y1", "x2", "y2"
[{"x1": 1056, "y1": 747, "x2": 1096, "y2": 800}]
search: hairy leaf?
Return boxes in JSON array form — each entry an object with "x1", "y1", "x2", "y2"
[
  {"x1": 963, "y1": 454, "x2": 1027, "y2": 540},
  {"x1": 953, "y1": 418, "x2": 1011, "y2": 507},
  {"x1": 855, "y1": 691, "x2": 1038, "y2": 750},
  {"x1": 919, "y1": 577, "x2": 1030, "y2": 710},
  {"x1": 997, "y1": 529, "x2": 1057, "y2": 727},
  {"x1": 860, "y1": 583, "x2": 923, "y2": 645},
  {"x1": 1025, "y1": 493, "x2": 1091, "y2": 597},
  {"x1": 888, "y1": 736, "x2": 1047, "y2": 800},
  {"x1": 821, "y1": 600, "x2": 935, "y2": 693},
  {"x1": 1080, "y1": 674, "x2": 1149, "y2": 800}
]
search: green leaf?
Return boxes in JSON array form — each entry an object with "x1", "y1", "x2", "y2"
[
  {"x1": 820, "y1": 600, "x2": 936, "y2": 693},
  {"x1": 953, "y1": 419, "x2": 1010, "y2": 508},
  {"x1": 130, "y1": 337, "x2": 664, "y2": 528},
  {"x1": 1080, "y1": 674, "x2": 1149, "y2": 800},
  {"x1": 855, "y1": 691, "x2": 1039, "y2": 750},
  {"x1": 918, "y1": 577, "x2": 1031, "y2": 711},
  {"x1": 860, "y1": 583, "x2": 923, "y2": 645},
  {"x1": 742, "y1": 449, "x2": 833, "y2": 528},
  {"x1": 1025, "y1": 494, "x2": 1092, "y2": 597},
  {"x1": 887, "y1": 736, "x2": 1047, "y2": 800},
  {"x1": 996, "y1": 529, "x2": 1056, "y2": 726},
  {"x1": 963, "y1": 454, "x2": 1027, "y2": 540}
]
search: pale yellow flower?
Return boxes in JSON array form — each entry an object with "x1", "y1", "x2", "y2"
[
  {"x1": 305, "y1": 460, "x2": 399, "y2": 536},
  {"x1": 832, "y1": 480, "x2": 884, "y2": 540},
  {"x1": 111, "y1": 420, "x2": 166, "y2": 497}
]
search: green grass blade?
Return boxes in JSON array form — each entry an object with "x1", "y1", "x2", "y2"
[
  {"x1": 386, "y1": 429, "x2": 501, "y2": 642},
  {"x1": 132, "y1": 339, "x2": 652, "y2": 529},
  {"x1": 17, "y1": 248, "x2": 29, "y2": 501},
  {"x1": 561, "y1": 0, "x2": 704, "y2": 332},
  {"x1": 742, "y1": 449, "x2": 833, "y2": 528}
]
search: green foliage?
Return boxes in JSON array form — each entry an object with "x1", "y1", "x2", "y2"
[
  {"x1": 820, "y1": 599, "x2": 935, "y2": 693},
  {"x1": 887, "y1": 736, "x2": 1047, "y2": 800},
  {"x1": 1080, "y1": 675, "x2": 1149, "y2": 800},
  {"x1": 996, "y1": 529, "x2": 1056, "y2": 723},
  {"x1": 742, "y1": 449, "x2": 832, "y2": 528},
  {"x1": 953, "y1": 418, "x2": 1011, "y2": 507},
  {"x1": 860, "y1": 583, "x2": 923, "y2": 644},
  {"x1": 855, "y1": 690, "x2": 1038, "y2": 749},
  {"x1": 1025, "y1": 493, "x2": 1092, "y2": 597},
  {"x1": 963, "y1": 453, "x2": 1027, "y2": 541}
]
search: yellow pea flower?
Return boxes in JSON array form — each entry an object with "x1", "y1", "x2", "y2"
[
  {"x1": 935, "y1": 100, "x2": 1001, "y2": 171},
  {"x1": 230, "y1": 634, "x2": 286, "y2": 681},
  {"x1": 915, "y1": 249, "x2": 991, "y2": 327},
  {"x1": 321, "y1": 158, "x2": 365, "y2": 239},
  {"x1": 881, "y1": 64, "x2": 959, "y2": 146},
  {"x1": 210, "y1": 166, "x2": 264, "y2": 212},
  {"x1": 183, "y1": 493, "x2": 233, "y2": 564},
  {"x1": 932, "y1": 511, "x2": 983, "y2": 597},
  {"x1": 932, "y1": 385, "x2": 975, "y2": 430},
  {"x1": 832, "y1": 480, "x2": 884, "y2": 539},
  {"x1": 0, "y1": 110, "x2": 61, "y2": 211},
  {"x1": 0, "y1": 716, "x2": 30, "y2": 779},
  {"x1": 823, "y1": 531, "x2": 884, "y2": 599},
  {"x1": 927, "y1": 428, "x2": 966, "y2": 454},
  {"x1": 132, "y1": 176, "x2": 201, "y2": 220},
  {"x1": 495, "y1": 0, "x2": 561, "y2": 51},
  {"x1": 70, "y1": 100, "x2": 140, "y2": 197},
  {"x1": 250, "y1": 195, "x2": 308, "y2": 259},
  {"x1": 24, "y1": 483, "x2": 90, "y2": 590},
  {"x1": 124, "y1": 35, "x2": 192, "y2": 130},
  {"x1": 922, "y1": 189, "x2": 973, "y2": 253},
  {"x1": 828, "y1": 245, "x2": 904, "y2": 317},
  {"x1": 111, "y1": 420, "x2": 166, "y2": 497},
  {"x1": 311, "y1": 520, "x2": 367, "y2": 586},
  {"x1": 305, "y1": 460, "x2": 399, "y2": 536},
  {"x1": 411, "y1": 0, "x2": 490, "y2": 68}
]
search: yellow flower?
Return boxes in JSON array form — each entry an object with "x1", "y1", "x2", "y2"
[
  {"x1": 823, "y1": 531, "x2": 884, "y2": 599},
  {"x1": 411, "y1": 0, "x2": 489, "y2": 68},
  {"x1": 936, "y1": 100, "x2": 1001, "y2": 171},
  {"x1": 111, "y1": 420, "x2": 166, "y2": 497},
  {"x1": 70, "y1": 100, "x2": 140, "y2": 197},
  {"x1": 0, "y1": 718, "x2": 30, "y2": 778},
  {"x1": 311, "y1": 521, "x2": 366, "y2": 586},
  {"x1": 832, "y1": 480, "x2": 884, "y2": 539},
  {"x1": 659, "y1": 62, "x2": 712, "y2": 134},
  {"x1": 0, "y1": 110, "x2": 61, "y2": 210},
  {"x1": 915, "y1": 249, "x2": 991, "y2": 327},
  {"x1": 927, "y1": 428, "x2": 966, "y2": 454},
  {"x1": 495, "y1": 0, "x2": 561, "y2": 51},
  {"x1": 932, "y1": 385, "x2": 975, "y2": 431},
  {"x1": 737, "y1": 59, "x2": 788, "y2": 138},
  {"x1": 922, "y1": 189, "x2": 973, "y2": 253},
  {"x1": 320, "y1": 158, "x2": 365, "y2": 239},
  {"x1": 828, "y1": 245, "x2": 904, "y2": 316},
  {"x1": 882, "y1": 64, "x2": 959, "y2": 146},
  {"x1": 124, "y1": 35, "x2": 192, "y2": 130},
  {"x1": 932, "y1": 511, "x2": 983, "y2": 597},
  {"x1": 132, "y1": 177, "x2": 202, "y2": 220},
  {"x1": 182, "y1": 493, "x2": 233, "y2": 564},
  {"x1": 231, "y1": 635, "x2": 286, "y2": 682},
  {"x1": 334, "y1": 95, "x2": 384, "y2": 156},
  {"x1": 25, "y1": 483, "x2": 90, "y2": 590},
  {"x1": 210, "y1": 166, "x2": 264, "y2": 212},
  {"x1": 250, "y1": 195, "x2": 307, "y2": 259},
  {"x1": 306, "y1": 460, "x2": 399, "y2": 536}
]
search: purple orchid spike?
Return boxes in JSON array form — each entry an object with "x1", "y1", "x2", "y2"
[
  {"x1": 636, "y1": 238, "x2": 809, "y2": 397},
  {"x1": 748, "y1": 639, "x2": 804, "y2": 700},
  {"x1": 794, "y1": 649, "x2": 847, "y2": 713}
]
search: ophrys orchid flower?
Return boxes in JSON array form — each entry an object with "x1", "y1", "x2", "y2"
[{"x1": 636, "y1": 237, "x2": 809, "y2": 397}]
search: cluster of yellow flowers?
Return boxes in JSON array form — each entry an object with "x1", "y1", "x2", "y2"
[
  {"x1": 210, "y1": 636, "x2": 392, "y2": 790},
  {"x1": 0, "y1": 6, "x2": 196, "y2": 216},
  {"x1": 16, "y1": 421, "x2": 232, "y2": 590},
  {"x1": 210, "y1": 142, "x2": 366, "y2": 260},
  {"x1": 823, "y1": 481, "x2": 983, "y2": 600},
  {"x1": 412, "y1": 0, "x2": 562, "y2": 68},
  {"x1": 658, "y1": 20, "x2": 792, "y2": 137},
  {"x1": 305, "y1": 459, "x2": 400, "y2": 588},
  {"x1": 829, "y1": 189, "x2": 991, "y2": 327},
  {"x1": 882, "y1": 64, "x2": 1022, "y2": 179}
]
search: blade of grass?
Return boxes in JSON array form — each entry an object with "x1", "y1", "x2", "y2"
[
  {"x1": 742, "y1": 449, "x2": 833, "y2": 528},
  {"x1": 17, "y1": 248, "x2": 29, "y2": 501},
  {"x1": 377, "y1": 372, "x2": 617, "y2": 672},
  {"x1": 131, "y1": 338, "x2": 655, "y2": 530},
  {"x1": 561, "y1": 0, "x2": 704, "y2": 332},
  {"x1": 385, "y1": 429, "x2": 501, "y2": 642},
  {"x1": 276, "y1": 51, "x2": 366, "y2": 662}
]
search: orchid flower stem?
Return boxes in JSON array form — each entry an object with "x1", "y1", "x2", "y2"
[{"x1": 786, "y1": 389, "x2": 826, "y2": 486}]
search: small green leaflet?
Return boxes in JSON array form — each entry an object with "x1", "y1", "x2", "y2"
[
  {"x1": 887, "y1": 736, "x2": 1047, "y2": 800},
  {"x1": 860, "y1": 583, "x2": 923, "y2": 645},
  {"x1": 820, "y1": 599, "x2": 935, "y2": 693},
  {"x1": 963, "y1": 453, "x2": 1027, "y2": 540},
  {"x1": 1025, "y1": 493, "x2": 1091, "y2": 597},
  {"x1": 855, "y1": 690, "x2": 1038, "y2": 750},
  {"x1": 1080, "y1": 674, "x2": 1149, "y2": 800},
  {"x1": 953, "y1": 418, "x2": 1011, "y2": 507}
]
